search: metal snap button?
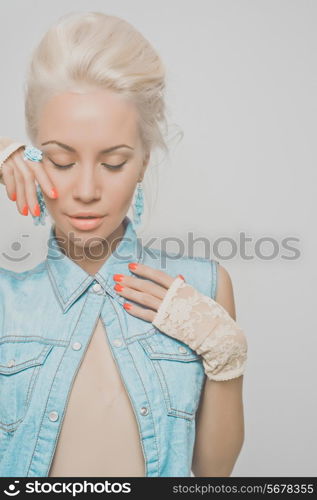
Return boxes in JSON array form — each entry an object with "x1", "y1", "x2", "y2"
[
  {"x1": 178, "y1": 346, "x2": 187, "y2": 354},
  {"x1": 92, "y1": 283, "x2": 102, "y2": 293},
  {"x1": 113, "y1": 339, "x2": 122, "y2": 347},
  {"x1": 140, "y1": 406, "x2": 149, "y2": 416},
  {"x1": 7, "y1": 359, "x2": 15, "y2": 367},
  {"x1": 48, "y1": 411, "x2": 59, "y2": 422},
  {"x1": 72, "y1": 342, "x2": 82, "y2": 351}
]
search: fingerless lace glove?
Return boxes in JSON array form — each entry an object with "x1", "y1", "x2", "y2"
[{"x1": 152, "y1": 276, "x2": 248, "y2": 381}]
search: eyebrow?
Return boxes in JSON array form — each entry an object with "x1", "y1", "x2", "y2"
[{"x1": 41, "y1": 140, "x2": 134, "y2": 154}]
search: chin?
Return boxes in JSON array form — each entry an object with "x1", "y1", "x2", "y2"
[
  {"x1": 68, "y1": 228, "x2": 109, "y2": 245},
  {"x1": 55, "y1": 212, "x2": 125, "y2": 246},
  {"x1": 66, "y1": 230, "x2": 112, "y2": 262}
]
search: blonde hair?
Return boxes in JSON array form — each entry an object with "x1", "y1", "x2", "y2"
[
  {"x1": 24, "y1": 11, "x2": 171, "y2": 156},
  {"x1": 23, "y1": 11, "x2": 183, "y2": 229}
]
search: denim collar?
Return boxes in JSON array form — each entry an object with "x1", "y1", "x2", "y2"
[{"x1": 45, "y1": 215, "x2": 143, "y2": 313}]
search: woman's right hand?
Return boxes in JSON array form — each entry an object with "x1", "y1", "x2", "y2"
[{"x1": 0, "y1": 145, "x2": 58, "y2": 216}]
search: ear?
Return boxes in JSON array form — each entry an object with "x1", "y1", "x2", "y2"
[{"x1": 140, "y1": 150, "x2": 151, "y2": 179}]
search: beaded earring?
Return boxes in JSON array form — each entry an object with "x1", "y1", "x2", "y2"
[
  {"x1": 32, "y1": 183, "x2": 48, "y2": 226},
  {"x1": 23, "y1": 145, "x2": 48, "y2": 226},
  {"x1": 132, "y1": 181, "x2": 144, "y2": 229}
]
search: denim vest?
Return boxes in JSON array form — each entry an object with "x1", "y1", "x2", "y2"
[{"x1": 0, "y1": 215, "x2": 218, "y2": 477}]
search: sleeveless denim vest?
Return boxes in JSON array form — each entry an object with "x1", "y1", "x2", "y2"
[{"x1": 0, "y1": 215, "x2": 218, "y2": 477}]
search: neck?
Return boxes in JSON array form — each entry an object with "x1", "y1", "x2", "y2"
[{"x1": 54, "y1": 220, "x2": 126, "y2": 275}]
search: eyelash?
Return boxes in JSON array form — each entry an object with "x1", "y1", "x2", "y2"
[{"x1": 49, "y1": 159, "x2": 127, "y2": 170}]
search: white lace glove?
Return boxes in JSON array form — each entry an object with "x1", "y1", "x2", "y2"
[{"x1": 152, "y1": 276, "x2": 248, "y2": 381}]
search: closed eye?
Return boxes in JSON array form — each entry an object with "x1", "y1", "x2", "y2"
[
  {"x1": 49, "y1": 160, "x2": 75, "y2": 169},
  {"x1": 48, "y1": 158, "x2": 127, "y2": 170},
  {"x1": 101, "y1": 161, "x2": 127, "y2": 170}
]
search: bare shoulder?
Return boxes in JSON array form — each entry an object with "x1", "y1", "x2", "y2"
[{"x1": 214, "y1": 262, "x2": 236, "y2": 320}]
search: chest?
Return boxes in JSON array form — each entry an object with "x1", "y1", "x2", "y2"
[{"x1": 47, "y1": 318, "x2": 146, "y2": 477}]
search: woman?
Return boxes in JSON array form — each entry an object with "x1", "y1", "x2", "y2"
[{"x1": 0, "y1": 11, "x2": 247, "y2": 477}]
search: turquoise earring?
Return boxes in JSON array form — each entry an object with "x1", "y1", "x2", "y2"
[
  {"x1": 32, "y1": 183, "x2": 48, "y2": 226},
  {"x1": 132, "y1": 181, "x2": 144, "y2": 229},
  {"x1": 23, "y1": 145, "x2": 48, "y2": 226}
]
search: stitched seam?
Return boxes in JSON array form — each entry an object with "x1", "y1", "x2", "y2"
[
  {"x1": 0, "y1": 365, "x2": 39, "y2": 427},
  {"x1": 145, "y1": 351, "x2": 200, "y2": 362},
  {"x1": 46, "y1": 259, "x2": 92, "y2": 308},
  {"x1": 149, "y1": 357, "x2": 173, "y2": 414},
  {"x1": 141, "y1": 337, "x2": 200, "y2": 361},
  {"x1": 125, "y1": 328, "x2": 158, "y2": 343},
  {"x1": 142, "y1": 338, "x2": 196, "y2": 421},
  {"x1": 156, "y1": 359, "x2": 195, "y2": 419},
  {"x1": 45, "y1": 260, "x2": 65, "y2": 311},
  {"x1": 24, "y1": 365, "x2": 40, "y2": 408},
  {"x1": 187, "y1": 418, "x2": 194, "y2": 475},
  {"x1": 107, "y1": 298, "x2": 160, "y2": 477},
  {"x1": 0, "y1": 416, "x2": 24, "y2": 432},
  {"x1": 0, "y1": 263, "x2": 45, "y2": 280},
  {"x1": 0, "y1": 345, "x2": 53, "y2": 372},
  {"x1": 0, "y1": 336, "x2": 69, "y2": 347},
  {"x1": 26, "y1": 292, "x2": 89, "y2": 476}
]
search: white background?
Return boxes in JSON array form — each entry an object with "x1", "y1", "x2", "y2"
[{"x1": 0, "y1": 0, "x2": 316, "y2": 476}]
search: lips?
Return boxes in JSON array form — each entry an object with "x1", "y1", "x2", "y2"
[
  {"x1": 66, "y1": 214, "x2": 105, "y2": 231},
  {"x1": 69, "y1": 212, "x2": 104, "y2": 218}
]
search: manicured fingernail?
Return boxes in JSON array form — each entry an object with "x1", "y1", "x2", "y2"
[
  {"x1": 123, "y1": 303, "x2": 132, "y2": 310},
  {"x1": 113, "y1": 274, "x2": 124, "y2": 282},
  {"x1": 11, "y1": 192, "x2": 17, "y2": 201},
  {"x1": 34, "y1": 203, "x2": 41, "y2": 217},
  {"x1": 114, "y1": 284, "x2": 124, "y2": 292},
  {"x1": 51, "y1": 188, "x2": 58, "y2": 199},
  {"x1": 22, "y1": 205, "x2": 28, "y2": 216},
  {"x1": 128, "y1": 262, "x2": 138, "y2": 271},
  {"x1": 178, "y1": 274, "x2": 185, "y2": 280}
]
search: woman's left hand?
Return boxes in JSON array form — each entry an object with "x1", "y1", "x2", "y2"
[{"x1": 112, "y1": 262, "x2": 184, "y2": 322}]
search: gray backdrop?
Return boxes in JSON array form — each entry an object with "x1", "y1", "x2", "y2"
[{"x1": 0, "y1": 0, "x2": 315, "y2": 476}]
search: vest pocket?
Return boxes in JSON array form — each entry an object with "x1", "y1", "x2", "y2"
[
  {"x1": 138, "y1": 332, "x2": 205, "y2": 421},
  {"x1": 0, "y1": 338, "x2": 54, "y2": 431}
]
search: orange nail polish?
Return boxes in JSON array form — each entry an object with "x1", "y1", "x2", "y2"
[
  {"x1": 51, "y1": 188, "x2": 58, "y2": 199},
  {"x1": 22, "y1": 205, "x2": 28, "y2": 216},
  {"x1": 123, "y1": 303, "x2": 132, "y2": 310},
  {"x1": 114, "y1": 284, "x2": 124, "y2": 292},
  {"x1": 128, "y1": 263, "x2": 138, "y2": 271},
  {"x1": 34, "y1": 203, "x2": 41, "y2": 217},
  {"x1": 113, "y1": 274, "x2": 124, "y2": 282},
  {"x1": 11, "y1": 192, "x2": 17, "y2": 201},
  {"x1": 178, "y1": 274, "x2": 185, "y2": 280}
]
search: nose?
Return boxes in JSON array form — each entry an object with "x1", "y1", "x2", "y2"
[{"x1": 72, "y1": 165, "x2": 101, "y2": 202}]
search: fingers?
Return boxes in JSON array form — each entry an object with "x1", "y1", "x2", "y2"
[
  {"x1": 128, "y1": 262, "x2": 179, "y2": 289},
  {"x1": 1, "y1": 159, "x2": 17, "y2": 202},
  {"x1": 113, "y1": 274, "x2": 167, "y2": 300},
  {"x1": 114, "y1": 284, "x2": 162, "y2": 311},
  {"x1": 0, "y1": 147, "x2": 58, "y2": 218},
  {"x1": 111, "y1": 265, "x2": 186, "y2": 322},
  {"x1": 13, "y1": 154, "x2": 40, "y2": 216},
  {"x1": 122, "y1": 302, "x2": 156, "y2": 322},
  {"x1": 14, "y1": 152, "x2": 57, "y2": 212},
  {"x1": 18, "y1": 152, "x2": 58, "y2": 200},
  {"x1": 12, "y1": 162, "x2": 28, "y2": 215}
]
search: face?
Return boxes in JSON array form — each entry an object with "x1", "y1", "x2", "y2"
[{"x1": 35, "y1": 88, "x2": 149, "y2": 259}]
